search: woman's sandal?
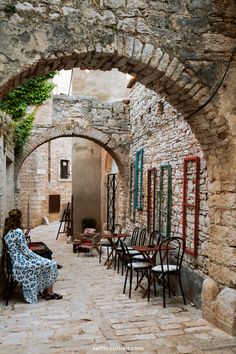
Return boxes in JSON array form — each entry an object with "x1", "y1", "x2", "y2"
[{"x1": 44, "y1": 293, "x2": 63, "y2": 300}]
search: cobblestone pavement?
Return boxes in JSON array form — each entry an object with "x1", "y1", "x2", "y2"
[{"x1": 1, "y1": 222, "x2": 236, "y2": 354}]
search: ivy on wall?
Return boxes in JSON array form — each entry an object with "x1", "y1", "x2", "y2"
[
  {"x1": 14, "y1": 110, "x2": 36, "y2": 154},
  {"x1": 0, "y1": 72, "x2": 56, "y2": 154}
]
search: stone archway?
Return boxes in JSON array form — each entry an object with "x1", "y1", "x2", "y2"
[
  {"x1": 15, "y1": 118, "x2": 130, "y2": 236},
  {"x1": 1, "y1": 0, "x2": 236, "y2": 334}
]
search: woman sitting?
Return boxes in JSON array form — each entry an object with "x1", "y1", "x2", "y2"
[{"x1": 3, "y1": 209, "x2": 62, "y2": 303}]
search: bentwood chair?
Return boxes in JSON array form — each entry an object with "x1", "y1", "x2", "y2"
[
  {"x1": 120, "y1": 240, "x2": 152, "y2": 301},
  {"x1": 133, "y1": 230, "x2": 161, "y2": 262},
  {"x1": 151, "y1": 237, "x2": 186, "y2": 307},
  {"x1": 116, "y1": 227, "x2": 141, "y2": 274}
]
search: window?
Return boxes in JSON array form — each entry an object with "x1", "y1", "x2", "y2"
[
  {"x1": 134, "y1": 148, "x2": 144, "y2": 210},
  {"x1": 60, "y1": 159, "x2": 70, "y2": 179}
]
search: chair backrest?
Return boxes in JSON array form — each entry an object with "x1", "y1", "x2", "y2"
[
  {"x1": 120, "y1": 239, "x2": 132, "y2": 264},
  {"x1": 2, "y1": 238, "x2": 13, "y2": 277},
  {"x1": 148, "y1": 230, "x2": 161, "y2": 246},
  {"x1": 137, "y1": 228, "x2": 147, "y2": 246},
  {"x1": 91, "y1": 234, "x2": 102, "y2": 246},
  {"x1": 159, "y1": 237, "x2": 185, "y2": 272},
  {"x1": 130, "y1": 227, "x2": 140, "y2": 246},
  {"x1": 113, "y1": 224, "x2": 122, "y2": 235}
]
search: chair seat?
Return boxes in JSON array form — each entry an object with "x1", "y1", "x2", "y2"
[
  {"x1": 133, "y1": 254, "x2": 145, "y2": 260},
  {"x1": 117, "y1": 246, "x2": 140, "y2": 255},
  {"x1": 128, "y1": 262, "x2": 152, "y2": 269},
  {"x1": 100, "y1": 240, "x2": 111, "y2": 247},
  {"x1": 117, "y1": 246, "x2": 133, "y2": 250},
  {"x1": 152, "y1": 264, "x2": 178, "y2": 273}
]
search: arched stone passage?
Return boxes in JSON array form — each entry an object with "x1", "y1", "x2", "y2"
[
  {"x1": 1, "y1": 0, "x2": 236, "y2": 334},
  {"x1": 15, "y1": 125, "x2": 130, "y2": 232},
  {"x1": 1, "y1": 0, "x2": 235, "y2": 115}
]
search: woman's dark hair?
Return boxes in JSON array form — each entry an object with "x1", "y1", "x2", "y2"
[{"x1": 3, "y1": 209, "x2": 22, "y2": 235}]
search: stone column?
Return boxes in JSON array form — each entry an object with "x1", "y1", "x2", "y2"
[{"x1": 201, "y1": 59, "x2": 236, "y2": 335}]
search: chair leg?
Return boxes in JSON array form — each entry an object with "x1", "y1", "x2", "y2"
[
  {"x1": 5, "y1": 277, "x2": 13, "y2": 306},
  {"x1": 99, "y1": 246, "x2": 102, "y2": 263},
  {"x1": 162, "y1": 274, "x2": 166, "y2": 308},
  {"x1": 167, "y1": 273, "x2": 171, "y2": 298},
  {"x1": 179, "y1": 274, "x2": 186, "y2": 305},
  {"x1": 147, "y1": 269, "x2": 151, "y2": 302},
  {"x1": 129, "y1": 267, "x2": 133, "y2": 298},
  {"x1": 153, "y1": 273, "x2": 157, "y2": 297},
  {"x1": 123, "y1": 268, "x2": 128, "y2": 294},
  {"x1": 117, "y1": 255, "x2": 120, "y2": 273}
]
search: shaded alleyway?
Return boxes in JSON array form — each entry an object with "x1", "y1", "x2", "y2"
[{"x1": 0, "y1": 222, "x2": 236, "y2": 354}]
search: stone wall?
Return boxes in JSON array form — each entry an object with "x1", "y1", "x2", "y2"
[
  {"x1": 0, "y1": 0, "x2": 235, "y2": 116},
  {"x1": 0, "y1": 112, "x2": 15, "y2": 232},
  {"x1": 125, "y1": 83, "x2": 209, "y2": 306},
  {"x1": 0, "y1": 111, "x2": 15, "y2": 293}
]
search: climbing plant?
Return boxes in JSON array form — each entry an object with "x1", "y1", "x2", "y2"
[
  {"x1": 14, "y1": 110, "x2": 36, "y2": 154},
  {"x1": 0, "y1": 72, "x2": 56, "y2": 154}
]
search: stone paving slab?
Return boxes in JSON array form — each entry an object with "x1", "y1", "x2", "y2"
[{"x1": 0, "y1": 222, "x2": 236, "y2": 354}]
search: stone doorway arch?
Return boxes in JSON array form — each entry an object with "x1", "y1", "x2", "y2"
[{"x1": 15, "y1": 125, "x2": 130, "y2": 235}]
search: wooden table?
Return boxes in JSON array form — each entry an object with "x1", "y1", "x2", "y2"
[{"x1": 100, "y1": 233, "x2": 130, "y2": 269}]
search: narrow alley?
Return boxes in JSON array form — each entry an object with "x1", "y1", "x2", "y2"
[{"x1": 0, "y1": 222, "x2": 236, "y2": 354}]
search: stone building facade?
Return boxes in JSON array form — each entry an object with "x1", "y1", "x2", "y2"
[
  {"x1": 126, "y1": 83, "x2": 208, "y2": 307},
  {"x1": 0, "y1": 0, "x2": 235, "y2": 335}
]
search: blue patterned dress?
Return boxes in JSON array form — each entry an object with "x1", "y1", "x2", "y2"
[{"x1": 4, "y1": 228, "x2": 58, "y2": 304}]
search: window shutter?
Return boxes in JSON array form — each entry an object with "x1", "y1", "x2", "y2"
[{"x1": 49, "y1": 195, "x2": 61, "y2": 213}]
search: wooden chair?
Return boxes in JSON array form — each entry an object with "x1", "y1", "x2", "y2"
[{"x1": 77, "y1": 234, "x2": 102, "y2": 257}]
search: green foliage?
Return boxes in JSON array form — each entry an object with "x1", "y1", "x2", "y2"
[
  {"x1": 4, "y1": 4, "x2": 16, "y2": 17},
  {"x1": 0, "y1": 72, "x2": 56, "y2": 120},
  {"x1": 0, "y1": 72, "x2": 56, "y2": 154},
  {"x1": 14, "y1": 110, "x2": 36, "y2": 154}
]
